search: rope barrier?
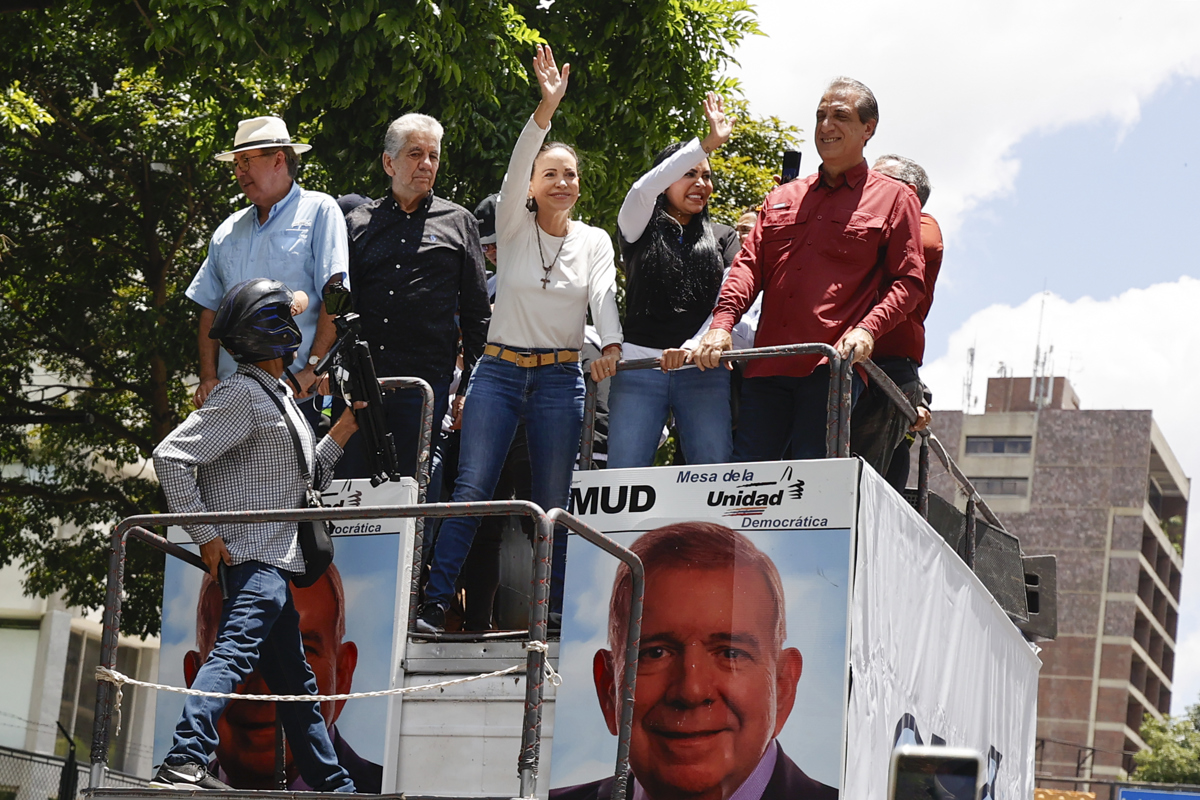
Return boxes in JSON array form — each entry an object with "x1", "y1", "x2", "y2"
[
  {"x1": 96, "y1": 641, "x2": 561, "y2": 736},
  {"x1": 524, "y1": 640, "x2": 562, "y2": 687}
]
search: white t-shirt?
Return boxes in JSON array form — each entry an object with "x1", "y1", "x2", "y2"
[{"x1": 487, "y1": 116, "x2": 622, "y2": 352}]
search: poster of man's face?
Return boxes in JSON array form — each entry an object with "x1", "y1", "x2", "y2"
[
  {"x1": 154, "y1": 482, "x2": 409, "y2": 793},
  {"x1": 550, "y1": 520, "x2": 851, "y2": 800}
]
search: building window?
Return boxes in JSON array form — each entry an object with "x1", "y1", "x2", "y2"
[
  {"x1": 58, "y1": 629, "x2": 144, "y2": 772},
  {"x1": 971, "y1": 477, "x2": 1030, "y2": 496},
  {"x1": 965, "y1": 436, "x2": 1032, "y2": 455}
]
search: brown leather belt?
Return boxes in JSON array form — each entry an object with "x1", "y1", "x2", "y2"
[{"x1": 484, "y1": 344, "x2": 579, "y2": 368}]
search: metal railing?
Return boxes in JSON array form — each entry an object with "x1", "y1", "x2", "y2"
[
  {"x1": 87, "y1": 359, "x2": 1018, "y2": 798},
  {"x1": 581, "y1": 343, "x2": 1011, "y2": 537},
  {"x1": 88, "y1": 501, "x2": 644, "y2": 800}
]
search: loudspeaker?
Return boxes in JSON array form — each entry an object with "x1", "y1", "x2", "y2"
[
  {"x1": 973, "y1": 519, "x2": 1029, "y2": 623},
  {"x1": 902, "y1": 490, "x2": 1029, "y2": 623},
  {"x1": 1018, "y1": 554, "x2": 1058, "y2": 640}
]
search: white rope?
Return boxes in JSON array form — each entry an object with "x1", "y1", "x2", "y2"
[
  {"x1": 95, "y1": 640, "x2": 564, "y2": 735},
  {"x1": 524, "y1": 640, "x2": 562, "y2": 687},
  {"x1": 97, "y1": 661, "x2": 528, "y2": 704}
]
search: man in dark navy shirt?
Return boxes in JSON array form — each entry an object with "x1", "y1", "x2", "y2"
[{"x1": 338, "y1": 113, "x2": 490, "y2": 490}]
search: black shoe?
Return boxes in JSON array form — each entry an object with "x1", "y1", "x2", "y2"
[
  {"x1": 547, "y1": 611, "x2": 563, "y2": 633},
  {"x1": 149, "y1": 761, "x2": 231, "y2": 790},
  {"x1": 415, "y1": 602, "x2": 446, "y2": 634}
]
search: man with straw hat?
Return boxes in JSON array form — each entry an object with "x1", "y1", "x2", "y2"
[{"x1": 187, "y1": 116, "x2": 349, "y2": 418}]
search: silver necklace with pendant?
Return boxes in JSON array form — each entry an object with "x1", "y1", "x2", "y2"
[{"x1": 537, "y1": 224, "x2": 568, "y2": 289}]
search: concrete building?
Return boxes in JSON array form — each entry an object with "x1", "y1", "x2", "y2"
[
  {"x1": 921, "y1": 376, "x2": 1189, "y2": 780},
  {"x1": 0, "y1": 535, "x2": 158, "y2": 778}
]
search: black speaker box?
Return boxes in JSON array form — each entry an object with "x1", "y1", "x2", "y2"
[
  {"x1": 1018, "y1": 554, "x2": 1058, "y2": 640},
  {"x1": 902, "y1": 490, "x2": 1029, "y2": 623}
]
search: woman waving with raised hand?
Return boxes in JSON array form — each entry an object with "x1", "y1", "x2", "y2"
[
  {"x1": 607, "y1": 93, "x2": 740, "y2": 468},
  {"x1": 417, "y1": 44, "x2": 622, "y2": 633}
]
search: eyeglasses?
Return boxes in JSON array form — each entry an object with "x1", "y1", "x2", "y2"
[{"x1": 229, "y1": 153, "x2": 274, "y2": 172}]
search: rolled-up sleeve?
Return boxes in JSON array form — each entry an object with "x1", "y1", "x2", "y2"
[
  {"x1": 186, "y1": 233, "x2": 229, "y2": 312},
  {"x1": 310, "y1": 195, "x2": 351, "y2": 292},
  {"x1": 152, "y1": 383, "x2": 256, "y2": 545}
]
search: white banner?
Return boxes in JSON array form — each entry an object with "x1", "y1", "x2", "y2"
[
  {"x1": 567, "y1": 458, "x2": 860, "y2": 532},
  {"x1": 845, "y1": 467, "x2": 1041, "y2": 799},
  {"x1": 552, "y1": 460, "x2": 857, "y2": 796}
]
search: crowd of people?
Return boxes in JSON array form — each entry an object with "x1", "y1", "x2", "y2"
[{"x1": 148, "y1": 43, "x2": 946, "y2": 787}]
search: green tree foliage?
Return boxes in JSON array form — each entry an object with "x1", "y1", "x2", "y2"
[
  {"x1": 0, "y1": 0, "x2": 759, "y2": 636},
  {"x1": 1132, "y1": 703, "x2": 1200, "y2": 783},
  {"x1": 708, "y1": 98, "x2": 804, "y2": 226}
]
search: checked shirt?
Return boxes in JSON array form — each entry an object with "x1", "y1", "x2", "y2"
[{"x1": 153, "y1": 364, "x2": 342, "y2": 572}]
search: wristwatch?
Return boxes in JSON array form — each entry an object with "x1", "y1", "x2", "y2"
[{"x1": 308, "y1": 355, "x2": 321, "y2": 366}]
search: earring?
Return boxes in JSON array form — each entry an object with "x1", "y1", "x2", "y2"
[{"x1": 526, "y1": 196, "x2": 538, "y2": 212}]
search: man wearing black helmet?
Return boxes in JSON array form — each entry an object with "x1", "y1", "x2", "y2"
[{"x1": 151, "y1": 278, "x2": 360, "y2": 792}]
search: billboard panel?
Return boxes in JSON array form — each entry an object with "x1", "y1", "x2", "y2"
[
  {"x1": 154, "y1": 477, "x2": 414, "y2": 793},
  {"x1": 549, "y1": 460, "x2": 857, "y2": 799}
]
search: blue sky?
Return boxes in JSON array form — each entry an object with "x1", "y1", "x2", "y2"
[
  {"x1": 730, "y1": 0, "x2": 1200, "y2": 714},
  {"x1": 925, "y1": 75, "x2": 1200, "y2": 361}
]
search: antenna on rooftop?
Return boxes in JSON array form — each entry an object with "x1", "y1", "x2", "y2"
[
  {"x1": 1030, "y1": 289, "x2": 1054, "y2": 409},
  {"x1": 963, "y1": 344, "x2": 976, "y2": 412}
]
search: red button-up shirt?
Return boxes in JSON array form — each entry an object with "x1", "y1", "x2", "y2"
[
  {"x1": 873, "y1": 212, "x2": 944, "y2": 364},
  {"x1": 711, "y1": 161, "x2": 926, "y2": 378}
]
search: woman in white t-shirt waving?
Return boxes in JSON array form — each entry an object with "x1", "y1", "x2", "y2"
[{"x1": 418, "y1": 45, "x2": 622, "y2": 633}]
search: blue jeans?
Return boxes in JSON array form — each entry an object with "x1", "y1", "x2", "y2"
[
  {"x1": 335, "y1": 379, "x2": 451, "y2": 501},
  {"x1": 424, "y1": 352, "x2": 584, "y2": 613},
  {"x1": 733, "y1": 365, "x2": 864, "y2": 461},
  {"x1": 607, "y1": 366, "x2": 732, "y2": 468},
  {"x1": 165, "y1": 562, "x2": 354, "y2": 793}
]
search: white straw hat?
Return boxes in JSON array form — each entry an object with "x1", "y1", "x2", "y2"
[{"x1": 215, "y1": 116, "x2": 312, "y2": 161}]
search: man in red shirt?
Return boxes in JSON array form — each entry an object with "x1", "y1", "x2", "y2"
[
  {"x1": 695, "y1": 77, "x2": 926, "y2": 460},
  {"x1": 850, "y1": 155, "x2": 943, "y2": 489}
]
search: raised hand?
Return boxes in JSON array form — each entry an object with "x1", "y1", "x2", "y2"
[
  {"x1": 701, "y1": 92, "x2": 735, "y2": 154},
  {"x1": 534, "y1": 44, "x2": 570, "y2": 108}
]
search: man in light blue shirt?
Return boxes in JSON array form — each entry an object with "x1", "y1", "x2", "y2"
[{"x1": 188, "y1": 116, "x2": 349, "y2": 409}]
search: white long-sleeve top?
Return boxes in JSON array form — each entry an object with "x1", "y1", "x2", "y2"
[
  {"x1": 488, "y1": 116, "x2": 622, "y2": 351},
  {"x1": 616, "y1": 137, "x2": 729, "y2": 359}
]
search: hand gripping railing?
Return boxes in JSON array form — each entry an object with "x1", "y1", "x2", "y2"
[
  {"x1": 580, "y1": 343, "x2": 851, "y2": 468},
  {"x1": 90, "y1": 500, "x2": 556, "y2": 795}
]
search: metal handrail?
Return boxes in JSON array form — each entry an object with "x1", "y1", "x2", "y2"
[
  {"x1": 580, "y1": 343, "x2": 849, "y2": 467},
  {"x1": 376, "y1": 376, "x2": 436, "y2": 632},
  {"x1": 547, "y1": 510, "x2": 644, "y2": 800},
  {"x1": 89, "y1": 501, "x2": 554, "y2": 796},
  {"x1": 580, "y1": 345, "x2": 1012, "y2": 537},
  {"x1": 88, "y1": 500, "x2": 647, "y2": 800}
]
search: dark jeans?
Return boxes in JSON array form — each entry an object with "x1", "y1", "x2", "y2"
[
  {"x1": 733, "y1": 365, "x2": 864, "y2": 461},
  {"x1": 334, "y1": 379, "x2": 451, "y2": 501},
  {"x1": 425, "y1": 352, "x2": 583, "y2": 614},
  {"x1": 850, "y1": 357, "x2": 925, "y2": 491},
  {"x1": 165, "y1": 561, "x2": 354, "y2": 793}
]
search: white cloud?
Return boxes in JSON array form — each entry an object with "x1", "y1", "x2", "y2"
[
  {"x1": 921, "y1": 276, "x2": 1200, "y2": 713},
  {"x1": 731, "y1": 1, "x2": 1200, "y2": 234}
]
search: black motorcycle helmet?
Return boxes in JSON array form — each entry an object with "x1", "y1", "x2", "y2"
[{"x1": 209, "y1": 278, "x2": 303, "y2": 364}]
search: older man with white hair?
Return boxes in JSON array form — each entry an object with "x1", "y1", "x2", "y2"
[
  {"x1": 188, "y1": 116, "x2": 349, "y2": 412},
  {"x1": 337, "y1": 113, "x2": 490, "y2": 491}
]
